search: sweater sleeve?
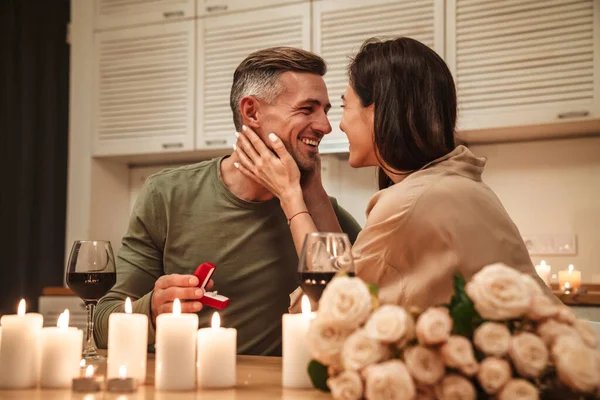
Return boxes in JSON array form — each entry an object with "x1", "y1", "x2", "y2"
[{"x1": 94, "y1": 177, "x2": 166, "y2": 347}]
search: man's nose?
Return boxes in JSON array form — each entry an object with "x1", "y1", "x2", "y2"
[{"x1": 314, "y1": 112, "x2": 332, "y2": 135}]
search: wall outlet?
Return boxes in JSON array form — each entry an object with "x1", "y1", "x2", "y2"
[{"x1": 522, "y1": 234, "x2": 577, "y2": 255}]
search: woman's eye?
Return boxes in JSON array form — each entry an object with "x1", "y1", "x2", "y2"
[{"x1": 340, "y1": 104, "x2": 345, "y2": 109}]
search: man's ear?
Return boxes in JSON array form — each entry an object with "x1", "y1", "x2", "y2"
[{"x1": 239, "y1": 96, "x2": 261, "y2": 130}]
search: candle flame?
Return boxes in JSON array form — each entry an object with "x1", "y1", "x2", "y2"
[
  {"x1": 565, "y1": 282, "x2": 571, "y2": 289},
  {"x1": 301, "y1": 295, "x2": 311, "y2": 316},
  {"x1": 173, "y1": 298, "x2": 181, "y2": 315},
  {"x1": 125, "y1": 297, "x2": 132, "y2": 314},
  {"x1": 80, "y1": 359, "x2": 86, "y2": 368},
  {"x1": 568, "y1": 264, "x2": 574, "y2": 273},
  {"x1": 57, "y1": 309, "x2": 70, "y2": 329},
  {"x1": 211, "y1": 312, "x2": 220, "y2": 329},
  {"x1": 85, "y1": 365, "x2": 94, "y2": 378},
  {"x1": 17, "y1": 299, "x2": 26, "y2": 316},
  {"x1": 540, "y1": 260, "x2": 546, "y2": 266},
  {"x1": 118, "y1": 365, "x2": 127, "y2": 379}
]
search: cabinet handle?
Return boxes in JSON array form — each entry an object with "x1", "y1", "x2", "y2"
[
  {"x1": 206, "y1": 5, "x2": 228, "y2": 12},
  {"x1": 557, "y1": 111, "x2": 589, "y2": 119},
  {"x1": 162, "y1": 142, "x2": 184, "y2": 149},
  {"x1": 163, "y1": 10, "x2": 185, "y2": 18},
  {"x1": 205, "y1": 139, "x2": 228, "y2": 146}
]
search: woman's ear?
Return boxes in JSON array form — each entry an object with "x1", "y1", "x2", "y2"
[{"x1": 239, "y1": 96, "x2": 261, "y2": 130}]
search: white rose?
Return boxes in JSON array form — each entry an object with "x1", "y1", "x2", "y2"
[
  {"x1": 365, "y1": 305, "x2": 414, "y2": 346},
  {"x1": 509, "y1": 332, "x2": 549, "y2": 378},
  {"x1": 498, "y1": 379, "x2": 539, "y2": 400},
  {"x1": 307, "y1": 316, "x2": 353, "y2": 367},
  {"x1": 440, "y1": 336, "x2": 479, "y2": 376},
  {"x1": 327, "y1": 371, "x2": 363, "y2": 400},
  {"x1": 435, "y1": 374, "x2": 476, "y2": 400},
  {"x1": 465, "y1": 263, "x2": 532, "y2": 320},
  {"x1": 404, "y1": 346, "x2": 445, "y2": 386},
  {"x1": 521, "y1": 274, "x2": 544, "y2": 296},
  {"x1": 363, "y1": 360, "x2": 416, "y2": 400},
  {"x1": 477, "y1": 357, "x2": 511, "y2": 394},
  {"x1": 527, "y1": 295, "x2": 559, "y2": 321},
  {"x1": 573, "y1": 319, "x2": 598, "y2": 349},
  {"x1": 552, "y1": 336, "x2": 600, "y2": 393},
  {"x1": 318, "y1": 276, "x2": 372, "y2": 330},
  {"x1": 536, "y1": 319, "x2": 581, "y2": 347},
  {"x1": 415, "y1": 307, "x2": 452, "y2": 346},
  {"x1": 473, "y1": 322, "x2": 511, "y2": 357},
  {"x1": 342, "y1": 329, "x2": 390, "y2": 372}
]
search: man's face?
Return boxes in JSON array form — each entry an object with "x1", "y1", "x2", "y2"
[{"x1": 256, "y1": 72, "x2": 332, "y2": 172}]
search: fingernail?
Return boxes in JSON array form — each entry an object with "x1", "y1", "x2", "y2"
[
  {"x1": 232, "y1": 143, "x2": 237, "y2": 151},
  {"x1": 193, "y1": 302, "x2": 202, "y2": 311},
  {"x1": 195, "y1": 289, "x2": 203, "y2": 297},
  {"x1": 268, "y1": 133, "x2": 278, "y2": 142},
  {"x1": 242, "y1": 125, "x2": 247, "y2": 132},
  {"x1": 234, "y1": 162, "x2": 240, "y2": 169},
  {"x1": 234, "y1": 132, "x2": 240, "y2": 138},
  {"x1": 189, "y1": 277, "x2": 198, "y2": 285}
]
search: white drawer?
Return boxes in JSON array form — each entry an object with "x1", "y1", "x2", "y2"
[{"x1": 38, "y1": 296, "x2": 87, "y2": 331}]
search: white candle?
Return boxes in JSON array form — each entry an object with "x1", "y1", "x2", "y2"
[
  {"x1": 107, "y1": 297, "x2": 148, "y2": 384},
  {"x1": 155, "y1": 298, "x2": 198, "y2": 391},
  {"x1": 40, "y1": 310, "x2": 83, "y2": 388},
  {"x1": 282, "y1": 295, "x2": 315, "y2": 388},
  {"x1": 0, "y1": 299, "x2": 43, "y2": 389},
  {"x1": 534, "y1": 260, "x2": 551, "y2": 286},
  {"x1": 196, "y1": 312, "x2": 237, "y2": 388}
]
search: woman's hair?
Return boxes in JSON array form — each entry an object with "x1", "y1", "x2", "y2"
[{"x1": 348, "y1": 37, "x2": 457, "y2": 189}]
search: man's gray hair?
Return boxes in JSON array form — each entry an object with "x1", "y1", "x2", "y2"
[{"x1": 230, "y1": 47, "x2": 327, "y2": 131}]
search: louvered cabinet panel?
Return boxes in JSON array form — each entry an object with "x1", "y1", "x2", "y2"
[
  {"x1": 94, "y1": 0, "x2": 195, "y2": 31},
  {"x1": 93, "y1": 21, "x2": 195, "y2": 156},
  {"x1": 198, "y1": 0, "x2": 301, "y2": 17},
  {"x1": 314, "y1": 0, "x2": 445, "y2": 153},
  {"x1": 447, "y1": 0, "x2": 599, "y2": 137},
  {"x1": 197, "y1": 3, "x2": 311, "y2": 149}
]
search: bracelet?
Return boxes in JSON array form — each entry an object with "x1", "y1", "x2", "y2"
[{"x1": 287, "y1": 210, "x2": 310, "y2": 225}]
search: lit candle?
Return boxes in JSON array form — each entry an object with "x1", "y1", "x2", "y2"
[
  {"x1": 40, "y1": 310, "x2": 83, "y2": 388},
  {"x1": 559, "y1": 264, "x2": 582, "y2": 292},
  {"x1": 72, "y1": 364, "x2": 101, "y2": 392},
  {"x1": 0, "y1": 299, "x2": 43, "y2": 389},
  {"x1": 534, "y1": 260, "x2": 551, "y2": 286},
  {"x1": 282, "y1": 295, "x2": 315, "y2": 388},
  {"x1": 107, "y1": 297, "x2": 148, "y2": 384},
  {"x1": 107, "y1": 365, "x2": 138, "y2": 393},
  {"x1": 155, "y1": 298, "x2": 198, "y2": 391},
  {"x1": 196, "y1": 312, "x2": 237, "y2": 388}
]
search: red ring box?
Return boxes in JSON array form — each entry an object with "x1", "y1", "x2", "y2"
[{"x1": 193, "y1": 263, "x2": 229, "y2": 310}]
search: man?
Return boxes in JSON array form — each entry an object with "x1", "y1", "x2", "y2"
[{"x1": 94, "y1": 47, "x2": 362, "y2": 356}]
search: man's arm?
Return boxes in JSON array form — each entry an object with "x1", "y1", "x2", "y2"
[{"x1": 94, "y1": 178, "x2": 166, "y2": 348}]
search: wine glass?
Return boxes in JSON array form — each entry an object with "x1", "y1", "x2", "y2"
[
  {"x1": 66, "y1": 240, "x2": 116, "y2": 361},
  {"x1": 298, "y1": 232, "x2": 355, "y2": 302}
]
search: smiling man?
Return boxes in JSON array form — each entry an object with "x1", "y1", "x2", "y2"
[{"x1": 94, "y1": 47, "x2": 361, "y2": 356}]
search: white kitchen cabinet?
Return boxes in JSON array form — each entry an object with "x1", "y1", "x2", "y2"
[
  {"x1": 92, "y1": 20, "x2": 195, "y2": 156},
  {"x1": 447, "y1": 0, "x2": 600, "y2": 142},
  {"x1": 196, "y1": 2, "x2": 311, "y2": 149},
  {"x1": 94, "y1": 0, "x2": 195, "y2": 31},
  {"x1": 197, "y1": 0, "x2": 301, "y2": 16},
  {"x1": 313, "y1": 0, "x2": 445, "y2": 153}
]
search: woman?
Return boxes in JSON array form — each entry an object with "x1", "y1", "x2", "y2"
[{"x1": 233, "y1": 37, "x2": 554, "y2": 307}]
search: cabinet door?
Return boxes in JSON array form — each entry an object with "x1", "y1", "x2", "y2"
[
  {"x1": 93, "y1": 21, "x2": 195, "y2": 156},
  {"x1": 94, "y1": 0, "x2": 195, "y2": 31},
  {"x1": 313, "y1": 0, "x2": 445, "y2": 153},
  {"x1": 198, "y1": 0, "x2": 301, "y2": 17},
  {"x1": 447, "y1": 0, "x2": 599, "y2": 139},
  {"x1": 197, "y1": 2, "x2": 311, "y2": 149}
]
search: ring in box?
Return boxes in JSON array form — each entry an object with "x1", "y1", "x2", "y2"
[{"x1": 194, "y1": 263, "x2": 229, "y2": 310}]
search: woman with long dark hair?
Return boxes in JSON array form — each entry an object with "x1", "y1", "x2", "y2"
[{"x1": 234, "y1": 37, "x2": 554, "y2": 307}]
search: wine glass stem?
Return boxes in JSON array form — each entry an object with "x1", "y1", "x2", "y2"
[{"x1": 83, "y1": 302, "x2": 98, "y2": 357}]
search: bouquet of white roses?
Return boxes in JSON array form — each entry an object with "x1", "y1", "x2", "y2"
[{"x1": 306, "y1": 263, "x2": 600, "y2": 400}]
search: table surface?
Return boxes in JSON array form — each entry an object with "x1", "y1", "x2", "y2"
[{"x1": 0, "y1": 355, "x2": 330, "y2": 399}]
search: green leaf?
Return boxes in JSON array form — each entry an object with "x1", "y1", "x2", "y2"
[
  {"x1": 449, "y1": 272, "x2": 482, "y2": 338},
  {"x1": 307, "y1": 360, "x2": 330, "y2": 392},
  {"x1": 366, "y1": 283, "x2": 379, "y2": 297}
]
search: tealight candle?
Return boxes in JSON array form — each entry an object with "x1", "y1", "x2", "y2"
[
  {"x1": 282, "y1": 295, "x2": 315, "y2": 388},
  {"x1": 107, "y1": 297, "x2": 148, "y2": 384},
  {"x1": 72, "y1": 365, "x2": 101, "y2": 392},
  {"x1": 534, "y1": 260, "x2": 551, "y2": 286},
  {"x1": 40, "y1": 310, "x2": 83, "y2": 388},
  {"x1": 107, "y1": 365, "x2": 138, "y2": 393},
  {"x1": 559, "y1": 264, "x2": 581, "y2": 292},
  {"x1": 155, "y1": 298, "x2": 198, "y2": 391},
  {"x1": 0, "y1": 299, "x2": 43, "y2": 389},
  {"x1": 196, "y1": 312, "x2": 237, "y2": 388}
]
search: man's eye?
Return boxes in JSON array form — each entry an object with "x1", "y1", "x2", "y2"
[{"x1": 300, "y1": 107, "x2": 313, "y2": 114}]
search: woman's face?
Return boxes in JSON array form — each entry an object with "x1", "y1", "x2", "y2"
[{"x1": 339, "y1": 84, "x2": 378, "y2": 168}]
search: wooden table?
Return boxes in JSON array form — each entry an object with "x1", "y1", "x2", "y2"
[{"x1": 0, "y1": 355, "x2": 330, "y2": 399}]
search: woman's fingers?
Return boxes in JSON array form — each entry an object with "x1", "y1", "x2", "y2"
[
  {"x1": 235, "y1": 129, "x2": 261, "y2": 162},
  {"x1": 267, "y1": 133, "x2": 293, "y2": 162},
  {"x1": 241, "y1": 125, "x2": 273, "y2": 158},
  {"x1": 233, "y1": 161, "x2": 261, "y2": 185}
]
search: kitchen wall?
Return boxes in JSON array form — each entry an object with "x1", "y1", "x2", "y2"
[{"x1": 129, "y1": 135, "x2": 600, "y2": 282}]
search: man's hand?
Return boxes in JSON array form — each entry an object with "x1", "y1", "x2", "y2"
[{"x1": 150, "y1": 274, "x2": 214, "y2": 322}]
